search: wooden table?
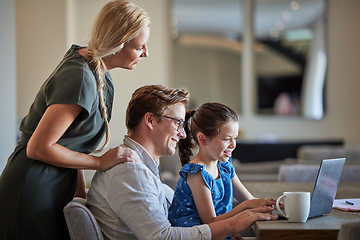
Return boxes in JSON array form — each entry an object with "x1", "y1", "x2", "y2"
[{"x1": 243, "y1": 182, "x2": 360, "y2": 240}]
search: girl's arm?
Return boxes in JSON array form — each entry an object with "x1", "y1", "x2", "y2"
[
  {"x1": 187, "y1": 172, "x2": 274, "y2": 224},
  {"x1": 27, "y1": 104, "x2": 139, "y2": 171},
  {"x1": 187, "y1": 172, "x2": 218, "y2": 223},
  {"x1": 232, "y1": 174, "x2": 277, "y2": 210},
  {"x1": 232, "y1": 174, "x2": 254, "y2": 201}
]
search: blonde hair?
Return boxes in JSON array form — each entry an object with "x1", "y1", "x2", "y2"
[{"x1": 88, "y1": 0, "x2": 150, "y2": 152}]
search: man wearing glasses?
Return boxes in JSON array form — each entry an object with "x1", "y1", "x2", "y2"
[{"x1": 86, "y1": 85, "x2": 276, "y2": 240}]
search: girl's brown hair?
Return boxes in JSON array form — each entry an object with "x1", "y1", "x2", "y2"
[{"x1": 178, "y1": 102, "x2": 239, "y2": 166}]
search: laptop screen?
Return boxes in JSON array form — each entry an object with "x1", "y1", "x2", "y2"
[{"x1": 308, "y1": 158, "x2": 346, "y2": 218}]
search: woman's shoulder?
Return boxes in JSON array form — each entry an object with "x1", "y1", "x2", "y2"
[
  {"x1": 60, "y1": 46, "x2": 94, "y2": 79},
  {"x1": 44, "y1": 46, "x2": 97, "y2": 100}
]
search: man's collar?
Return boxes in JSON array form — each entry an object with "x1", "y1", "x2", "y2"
[{"x1": 123, "y1": 135, "x2": 160, "y2": 179}]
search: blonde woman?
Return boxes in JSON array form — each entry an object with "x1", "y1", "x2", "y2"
[{"x1": 0, "y1": 1, "x2": 150, "y2": 239}]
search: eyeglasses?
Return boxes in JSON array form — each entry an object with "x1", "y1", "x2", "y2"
[{"x1": 163, "y1": 115, "x2": 186, "y2": 132}]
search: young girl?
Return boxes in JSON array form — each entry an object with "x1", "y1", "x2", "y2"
[{"x1": 168, "y1": 102, "x2": 276, "y2": 238}]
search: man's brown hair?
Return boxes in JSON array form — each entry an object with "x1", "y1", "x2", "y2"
[{"x1": 126, "y1": 85, "x2": 189, "y2": 131}]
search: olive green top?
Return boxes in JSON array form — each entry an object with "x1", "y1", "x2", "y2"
[
  {"x1": 19, "y1": 44, "x2": 114, "y2": 153},
  {"x1": 0, "y1": 45, "x2": 114, "y2": 240}
]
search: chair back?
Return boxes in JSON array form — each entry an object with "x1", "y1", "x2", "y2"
[
  {"x1": 63, "y1": 197, "x2": 104, "y2": 240},
  {"x1": 277, "y1": 164, "x2": 319, "y2": 182},
  {"x1": 278, "y1": 164, "x2": 360, "y2": 182}
]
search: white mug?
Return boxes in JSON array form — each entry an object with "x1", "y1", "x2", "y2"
[{"x1": 276, "y1": 191, "x2": 311, "y2": 223}]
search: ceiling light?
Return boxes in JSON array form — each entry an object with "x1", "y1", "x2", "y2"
[
  {"x1": 282, "y1": 11, "x2": 292, "y2": 21},
  {"x1": 290, "y1": 1, "x2": 300, "y2": 11}
]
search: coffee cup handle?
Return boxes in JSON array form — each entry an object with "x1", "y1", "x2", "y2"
[{"x1": 276, "y1": 195, "x2": 288, "y2": 218}]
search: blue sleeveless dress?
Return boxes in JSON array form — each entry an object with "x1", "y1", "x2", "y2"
[{"x1": 168, "y1": 158, "x2": 235, "y2": 227}]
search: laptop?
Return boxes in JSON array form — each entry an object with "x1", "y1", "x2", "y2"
[
  {"x1": 274, "y1": 158, "x2": 346, "y2": 218},
  {"x1": 307, "y1": 158, "x2": 346, "y2": 218}
]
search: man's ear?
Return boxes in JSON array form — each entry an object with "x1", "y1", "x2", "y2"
[
  {"x1": 144, "y1": 112, "x2": 155, "y2": 129},
  {"x1": 197, "y1": 132, "x2": 207, "y2": 146}
]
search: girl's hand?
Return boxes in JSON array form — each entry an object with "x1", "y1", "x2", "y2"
[
  {"x1": 98, "y1": 146, "x2": 141, "y2": 171},
  {"x1": 242, "y1": 198, "x2": 277, "y2": 210},
  {"x1": 277, "y1": 201, "x2": 285, "y2": 210},
  {"x1": 239, "y1": 207, "x2": 279, "y2": 222}
]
